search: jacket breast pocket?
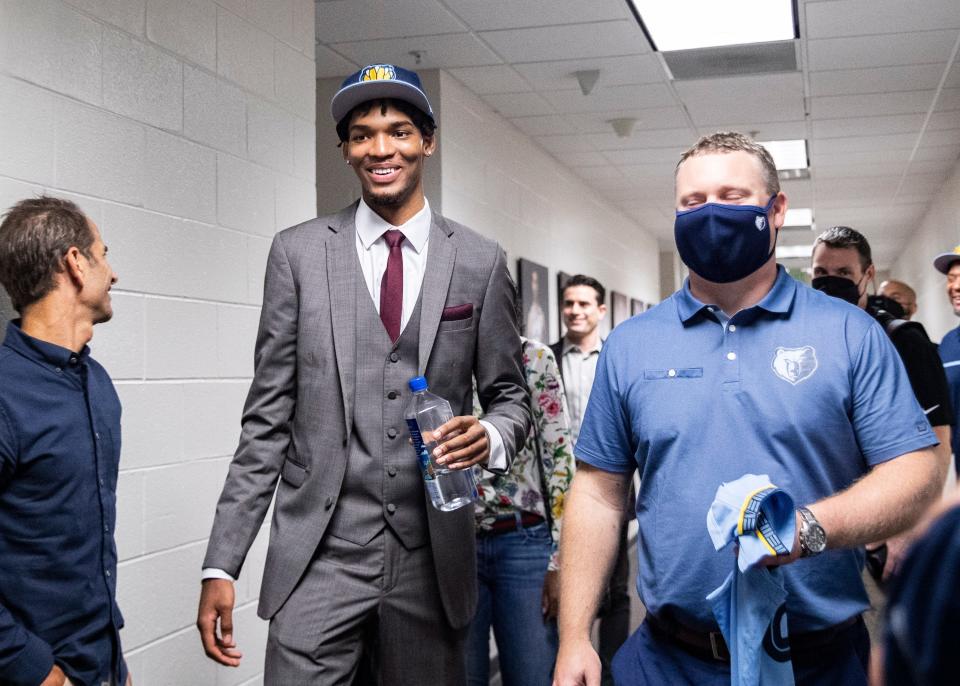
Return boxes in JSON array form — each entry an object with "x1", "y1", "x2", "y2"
[
  {"x1": 644, "y1": 367, "x2": 703, "y2": 380},
  {"x1": 437, "y1": 315, "x2": 474, "y2": 333},
  {"x1": 281, "y1": 458, "x2": 308, "y2": 488}
]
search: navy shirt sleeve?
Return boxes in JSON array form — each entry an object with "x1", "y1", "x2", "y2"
[
  {"x1": 850, "y1": 322, "x2": 938, "y2": 466},
  {"x1": 0, "y1": 401, "x2": 56, "y2": 686},
  {"x1": 573, "y1": 339, "x2": 636, "y2": 473}
]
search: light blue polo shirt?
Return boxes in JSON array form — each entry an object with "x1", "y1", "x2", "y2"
[{"x1": 576, "y1": 266, "x2": 937, "y2": 633}]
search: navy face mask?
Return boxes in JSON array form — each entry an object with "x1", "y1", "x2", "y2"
[
  {"x1": 675, "y1": 195, "x2": 778, "y2": 283},
  {"x1": 812, "y1": 274, "x2": 866, "y2": 307}
]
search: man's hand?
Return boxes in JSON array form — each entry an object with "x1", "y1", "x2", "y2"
[
  {"x1": 432, "y1": 416, "x2": 489, "y2": 469},
  {"x1": 553, "y1": 637, "x2": 601, "y2": 686},
  {"x1": 542, "y1": 570, "x2": 560, "y2": 620},
  {"x1": 197, "y1": 579, "x2": 243, "y2": 666},
  {"x1": 40, "y1": 665, "x2": 68, "y2": 686},
  {"x1": 881, "y1": 532, "x2": 915, "y2": 583},
  {"x1": 761, "y1": 510, "x2": 802, "y2": 568}
]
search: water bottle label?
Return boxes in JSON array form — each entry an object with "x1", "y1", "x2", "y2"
[
  {"x1": 406, "y1": 418, "x2": 436, "y2": 479},
  {"x1": 424, "y1": 478, "x2": 441, "y2": 502}
]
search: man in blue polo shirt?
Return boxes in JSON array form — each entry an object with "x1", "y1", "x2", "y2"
[
  {"x1": 933, "y1": 245, "x2": 960, "y2": 482},
  {"x1": 0, "y1": 197, "x2": 128, "y2": 686},
  {"x1": 553, "y1": 132, "x2": 943, "y2": 686}
]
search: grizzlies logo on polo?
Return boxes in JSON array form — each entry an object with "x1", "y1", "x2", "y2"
[
  {"x1": 772, "y1": 346, "x2": 817, "y2": 385},
  {"x1": 360, "y1": 64, "x2": 396, "y2": 82}
]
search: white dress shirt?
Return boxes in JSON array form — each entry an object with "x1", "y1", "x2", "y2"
[{"x1": 202, "y1": 198, "x2": 506, "y2": 582}]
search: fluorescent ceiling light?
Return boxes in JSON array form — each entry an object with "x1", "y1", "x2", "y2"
[
  {"x1": 784, "y1": 208, "x2": 813, "y2": 227},
  {"x1": 629, "y1": 0, "x2": 796, "y2": 52},
  {"x1": 758, "y1": 139, "x2": 808, "y2": 170},
  {"x1": 776, "y1": 244, "x2": 813, "y2": 259}
]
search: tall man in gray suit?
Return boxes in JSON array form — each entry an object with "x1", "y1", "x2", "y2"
[{"x1": 196, "y1": 64, "x2": 530, "y2": 684}]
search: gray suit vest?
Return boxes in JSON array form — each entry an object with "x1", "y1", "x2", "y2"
[{"x1": 324, "y1": 258, "x2": 429, "y2": 549}]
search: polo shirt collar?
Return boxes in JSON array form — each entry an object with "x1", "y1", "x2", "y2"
[
  {"x1": 3, "y1": 320, "x2": 89, "y2": 369},
  {"x1": 675, "y1": 265, "x2": 797, "y2": 324},
  {"x1": 355, "y1": 197, "x2": 431, "y2": 254}
]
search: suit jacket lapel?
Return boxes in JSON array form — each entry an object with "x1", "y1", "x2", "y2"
[
  {"x1": 419, "y1": 213, "x2": 456, "y2": 375},
  {"x1": 327, "y1": 204, "x2": 359, "y2": 438}
]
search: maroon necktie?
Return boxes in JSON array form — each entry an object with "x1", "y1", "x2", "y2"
[{"x1": 379, "y1": 229, "x2": 405, "y2": 342}]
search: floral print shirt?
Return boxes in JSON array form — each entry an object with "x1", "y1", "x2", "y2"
[{"x1": 473, "y1": 338, "x2": 575, "y2": 571}]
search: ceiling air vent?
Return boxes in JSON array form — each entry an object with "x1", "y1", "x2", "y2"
[{"x1": 662, "y1": 40, "x2": 798, "y2": 80}]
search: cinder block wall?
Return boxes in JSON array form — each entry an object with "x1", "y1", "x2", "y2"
[{"x1": 0, "y1": 1, "x2": 317, "y2": 683}]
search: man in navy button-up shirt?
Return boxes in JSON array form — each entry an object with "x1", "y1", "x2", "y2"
[{"x1": 0, "y1": 197, "x2": 127, "y2": 686}]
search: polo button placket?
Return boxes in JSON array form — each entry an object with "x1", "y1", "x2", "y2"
[{"x1": 722, "y1": 318, "x2": 741, "y2": 390}]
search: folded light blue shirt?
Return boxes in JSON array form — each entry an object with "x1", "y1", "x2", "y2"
[{"x1": 707, "y1": 474, "x2": 796, "y2": 686}]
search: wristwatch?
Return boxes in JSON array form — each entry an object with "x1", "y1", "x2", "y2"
[{"x1": 797, "y1": 507, "x2": 827, "y2": 557}]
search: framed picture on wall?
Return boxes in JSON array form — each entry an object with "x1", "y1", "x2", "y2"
[
  {"x1": 631, "y1": 298, "x2": 645, "y2": 317},
  {"x1": 518, "y1": 258, "x2": 550, "y2": 344},
  {"x1": 611, "y1": 291, "x2": 630, "y2": 328},
  {"x1": 556, "y1": 270, "x2": 572, "y2": 340}
]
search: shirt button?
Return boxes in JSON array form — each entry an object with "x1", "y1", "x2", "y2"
[
  {"x1": 389, "y1": 352, "x2": 399, "y2": 363},
  {"x1": 104, "y1": 525, "x2": 109, "y2": 532},
  {"x1": 387, "y1": 428, "x2": 397, "y2": 439},
  {"x1": 727, "y1": 352, "x2": 737, "y2": 361},
  {"x1": 387, "y1": 390, "x2": 398, "y2": 400},
  {"x1": 95, "y1": 432, "x2": 100, "y2": 440},
  {"x1": 99, "y1": 478, "x2": 105, "y2": 486},
  {"x1": 387, "y1": 503, "x2": 397, "y2": 514},
  {"x1": 105, "y1": 570, "x2": 111, "y2": 577},
  {"x1": 728, "y1": 324, "x2": 737, "y2": 332},
  {"x1": 667, "y1": 369, "x2": 677, "y2": 377},
  {"x1": 387, "y1": 465, "x2": 397, "y2": 477}
]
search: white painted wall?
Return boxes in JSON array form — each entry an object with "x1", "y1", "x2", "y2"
[
  {"x1": 438, "y1": 72, "x2": 660, "y2": 341},
  {"x1": 0, "y1": 1, "x2": 316, "y2": 683},
  {"x1": 888, "y1": 158, "x2": 960, "y2": 342}
]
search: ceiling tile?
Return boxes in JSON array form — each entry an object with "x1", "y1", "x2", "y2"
[
  {"x1": 812, "y1": 130, "x2": 953, "y2": 153},
  {"x1": 533, "y1": 133, "x2": 598, "y2": 152},
  {"x1": 329, "y1": 32, "x2": 501, "y2": 69},
  {"x1": 315, "y1": 0, "x2": 465, "y2": 42},
  {"x1": 928, "y1": 109, "x2": 960, "y2": 129},
  {"x1": 563, "y1": 106, "x2": 691, "y2": 133},
  {"x1": 810, "y1": 90, "x2": 937, "y2": 119},
  {"x1": 512, "y1": 54, "x2": 665, "y2": 91},
  {"x1": 481, "y1": 91, "x2": 554, "y2": 117},
  {"x1": 587, "y1": 127, "x2": 698, "y2": 150},
  {"x1": 542, "y1": 83, "x2": 675, "y2": 114},
  {"x1": 442, "y1": 0, "x2": 629, "y2": 31},
  {"x1": 706, "y1": 120, "x2": 808, "y2": 140},
  {"x1": 812, "y1": 113, "x2": 926, "y2": 138},
  {"x1": 447, "y1": 64, "x2": 530, "y2": 94},
  {"x1": 552, "y1": 150, "x2": 608, "y2": 166},
  {"x1": 603, "y1": 146, "x2": 687, "y2": 166},
  {"x1": 509, "y1": 114, "x2": 572, "y2": 136},
  {"x1": 572, "y1": 165, "x2": 626, "y2": 182},
  {"x1": 936, "y1": 88, "x2": 960, "y2": 111},
  {"x1": 315, "y1": 43, "x2": 358, "y2": 78},
  {"x1": 807, "y1": 30, "x2": 958, "y2": 71},
  {"x1": 809, "y1": 64, "x2": 948, "y2": 97},
  {"x1": 676, "y1": 73, "x2": 806, "y2": 126},
  {"x1": 479, "y1": 20, "x2": 649, "y2": 63},
  {"x1": 805, "y1": 0, "x2": 960, "y2": 39}
]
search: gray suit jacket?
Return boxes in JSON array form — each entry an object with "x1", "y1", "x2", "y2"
[{"x1": 203, "y1": 202, "x2": 530, "y2": 628}]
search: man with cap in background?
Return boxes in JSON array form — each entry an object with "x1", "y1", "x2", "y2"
[
  {"x1": 934, "y1": 245, "x2": 960, "y2": 482},
  {"x1": 196, "y1": 64, "x2": 530, "y2": 684}
]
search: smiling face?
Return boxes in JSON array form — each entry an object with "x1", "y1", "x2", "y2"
[
  {"x1": 342, "y1": 101, "x2": 435, "y2": 223},
  {"x1": 947, "y1": 262, "x2": 960, "y2": 317},
  {"x1": 79, "y1": 220, "x2": 118, "y2": 324}
]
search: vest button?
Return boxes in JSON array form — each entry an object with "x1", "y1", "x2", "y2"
[
  {"x1": 387, "y1": 390, "x2": 398, "y2": 400},
  {"x1": 324, "y1": 496, "x2": 334, "y2": 509},
  {"x1": 389, "y1": 352, "x2": 399, "y2": 363},
  {"x1": 387, "y1": 465, "x2": 397, "y2": 477},
  {"x1": 387, "y1": 428, "x2": 397, "y2": 439},
  {"x1": 387, "y1": 503, "x2": 397, "y2": 514}
]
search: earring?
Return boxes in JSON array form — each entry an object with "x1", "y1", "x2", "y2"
[{"x1": 346, "y1": 160, "x2": 351, "y2": 166}]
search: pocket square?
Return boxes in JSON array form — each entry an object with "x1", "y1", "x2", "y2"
[{"x1": 441, "y1": 303, "x2": 473, "y2": 321}]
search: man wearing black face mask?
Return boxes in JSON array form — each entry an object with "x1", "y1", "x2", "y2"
[
  {"x1": 555, "y1": 132, "x2": 944, "y2": 686},
  {"x1": 811, "y1": 226, "x2": 952, "y2": 585}
]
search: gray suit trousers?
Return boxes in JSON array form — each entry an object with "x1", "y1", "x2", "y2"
[{"x1": 264, "y1": 527, "x2": 467, "y2": 685}]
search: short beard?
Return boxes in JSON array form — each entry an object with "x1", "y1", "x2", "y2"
[{"x1": 367, "y1": 184, "x2": 414, "y2": 208}]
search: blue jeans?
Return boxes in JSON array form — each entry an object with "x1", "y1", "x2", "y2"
[{"x1": 466, "y1": 520, "x2": 558, "y2": 686}]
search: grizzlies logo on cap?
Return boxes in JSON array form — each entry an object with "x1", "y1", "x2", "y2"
[{"x1": 360, "y1": 64, "x2": 396, "y2": 82}]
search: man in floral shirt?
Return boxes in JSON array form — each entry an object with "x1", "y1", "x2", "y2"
[{"x1": 467, "y1": 338, "x2": 575, "y2": 686}]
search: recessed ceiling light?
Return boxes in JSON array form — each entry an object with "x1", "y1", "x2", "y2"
[
  {"x1": 757, "y1": 139, "x2": 808, "y2": 170},
  {"x1": 628, "y1": 0, "x2": 797, "y2": 52},
  {"x1": 775, "y1": 244, "x2": 813, "y2": 259},
  {"x1": 784, "y1": 208, "x2": 813, "y2": 227}
]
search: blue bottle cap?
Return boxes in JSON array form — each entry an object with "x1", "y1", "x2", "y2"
[{"x1": 408, "y1": 376, "x2": 428, "y2": 392}]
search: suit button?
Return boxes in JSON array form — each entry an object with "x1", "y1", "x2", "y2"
[
  {"x1": 387, "y1": 390, "x2": 398, "y2": 400},
  {"x1": 389, "y1": 352, "x2": 399, "y2": 363},
  {"x1": 387, "y1": 503, "x2": 397, "y2": 514},
  {"x1": 324, "y1": 496, "x2": 334, "y2": 509},
  {"x1": 387, "y1": 466, "x2": 397, "y2": 477},
  {"x1": 387, "y1": 428, "x2": 397, "y2": 439}
]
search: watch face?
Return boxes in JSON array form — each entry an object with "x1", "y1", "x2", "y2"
[{"x1": 803, "y1": 524, "x2": 827, "y2": 554}]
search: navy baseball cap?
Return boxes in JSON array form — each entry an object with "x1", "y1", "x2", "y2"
[
  {"x1": 933, "y1": 245, "x2": 960, "y2": 274},
  {"x1": 330, "y1": 64, "x2": 435, "y2": 125}
]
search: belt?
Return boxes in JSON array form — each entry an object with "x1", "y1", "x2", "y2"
[
  {"x1": 645, "y1": 613, "x2": 860, "y2": 663},
  {"x1": 481, "y1": 512, "x2": 545, "y2": 536}
]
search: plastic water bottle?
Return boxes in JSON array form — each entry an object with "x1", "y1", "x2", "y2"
[{"x1": 405, "y1": 376, "x2": 477, "y2": 512}]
